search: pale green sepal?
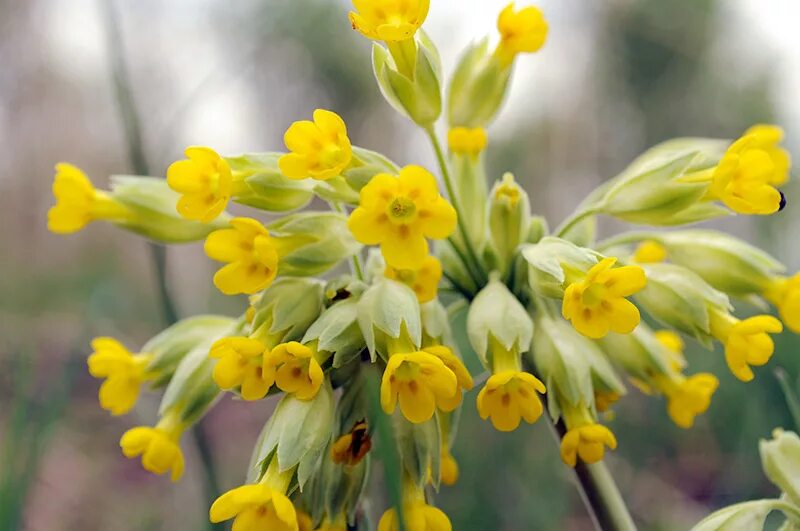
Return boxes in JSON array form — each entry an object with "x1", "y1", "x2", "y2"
[
  {"x1": 761, "y1": 429, "x2": 800, "y2": 506},
  {"x1": 357, "y1": 280, "x2": 422, "y2": 361},
  {"x1": 467, "y1": 278, "x2": 532, "y2": 364},
  {"x1": 303, "y1": 299, "x2": 365, "y2": 368},
  {"x1": 393, "y1": 413, "x2": 440, "y2": 490},
  {"x1": 226, "y1": 152, "x2": 315, "y2": 212},
  {"x1": 521, "y1": 237, "x2": 601, "y2": 298}
]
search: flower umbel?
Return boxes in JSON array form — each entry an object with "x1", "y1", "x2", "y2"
[
  {"x1": 166, "y1": 146, "x2": 233, "y2": 222},
  {"x1": 47, "y1": 163, "x2": 129, "y2": 233},
  {"x1": 205, "y1": 217, "x2": 279, "y2": 295},
  {"x1": 381, "y1": 350, "x2": 458, "y2": 423},
  {"x1": 385, "y1": 255, "x2": 443, "y2": 303},
  {"x1": 348, "y1": 165, "x2": 457, "y2": 269},
  {"x1": 709, "y1": 310, "x2": 783, "y2": 382},
  {"x1": 562, "y1": 257, "x2": 647, "y2": 339},
  {"x1": 209, "y1": 336, "x2": 272, "y2": 400},
  {"x1": 495, "y1": 3, "x2": 548, "y2": 66},
  {"x1": 120, "y1": 414, "x2": 185, "y2": 481},
  {"x1": 279, "y1": 109, "x2": 352, "y2": 181},
  {"x1": 349, "y1": 0, "x2": 430, "y2": 42},
  {"x1": 87, "y1": 337, "x2": 153, "y2": 416},
  {"x1": 265, "y1": 341, "x2": 325, "y2": 400},
  {"x1": 477, "y1": 371, "x2": 546, "y2": 432}
]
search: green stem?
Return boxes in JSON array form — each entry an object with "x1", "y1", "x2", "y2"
[
  {"x1": 424, "y1": 126, "x2": 487, "y2": 286},
  {"x1": 555, "y1": 207, "x2": 599, "y2": 239},
  {"x1": 99, "y1": 2, "x2": 221, "y2": 527}
]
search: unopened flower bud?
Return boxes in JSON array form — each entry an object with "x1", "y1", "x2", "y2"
[
  {"x1": 760, "y1": 428, "x2": 800, "y2": 506},
  {"x1": 357, "y1": 279, "x2": 422, "y2": 361},
  {"x1": 489, "y1": 173, "x2": 530, "y2": 272},
  {"x1": 467, "y1": 277, "x2": 532, "y2": 365},
  {"x1": 225, "y1": 152, "x2": 315, "y2": 212}
]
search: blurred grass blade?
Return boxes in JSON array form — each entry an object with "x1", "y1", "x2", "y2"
[{"x1": 775, "y1": 368, "x2": 800, "y2": 433}]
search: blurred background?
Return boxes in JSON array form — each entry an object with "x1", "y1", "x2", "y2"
[{"x1": 2, "y1": 0, "x2": 800, "y2": 529}]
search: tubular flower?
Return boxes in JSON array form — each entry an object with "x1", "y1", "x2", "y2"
[
  {"x1": 440, "y1": 447, "x2": 459, "y2": 486},
  {"x1": 562, "y1": 257, "x2": 647, "y2": 339},
  {"x1": 653, "y1": 373, "x2": 719, "y2": 429},
  {"x1": 495, "y1": 3, "x2": 548, "y2": 66},
  {"x1": 560, "y1": 422, "x2": 618, "y2": 467},
  {"x1": 47, "y1": 163, "x2": 129, "y2": 234},
  {"x1": 348, "y1": 0, "x2": 430, "y2": 42},
  {"x1": 764, "y1": 273, "x2": 800, "y2": 333},
  {"x1": 209, "y1": 337, "x2": 272, "y2": 400},
  {"x1": 348, "y1": 165, "x2": 457, "y2": 270},
  {"x1": 279, "y1": 109, "x2": 352, "y2": 181},
  {"x1": 210, "y1": 484, "x2": 298, "y2": 531},
  {"x1": 87, "y1": 337, "x2": 153, "y2": 416},
  {"x1": 706, "y1": 134, "x2": 784, "y2": 215},
  {"x1": 120, "y1": 415, "x2": 185, "y2": 481},
  {"x1": 265, "y1": 341, "x2": 325, "y2": 400},
  {"x1": 709, "y1": 310, "x2": 783, "y2": 382},
  {"x1": 166, "y1": 146, "x2": 233, "y2": 222},
  {"x1": 378, "y1": 502, "x2": 452, "y2": 531},
  {"x1": 385, "y1": 255, "x2": 443, "y2": 303},
  {"x1": 422, "y1": 345, "x2": 473, "y2": 411},
  {"x1": 331, "y1": 420, "x2": 372, "y2": 466},
  {"x1": 743, "y1": 124, "x2": 791, "y2": 186},
  {"x1": 632, "y1": 240, "x2": 667, "y2": 263},
  {"x1": 447, "y1": 127, "x2": 488, "y2": 156},
  {"x1": 205, "y1": 217, "x2": 279, "y2": 295},
  {"x1": 381, "y1": 351, "x2": 458, "y2": 423},
  {"x1": 477, "y1": 371, "x2": 546, "y2": 432}
]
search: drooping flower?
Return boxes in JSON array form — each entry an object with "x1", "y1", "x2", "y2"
[
  {"x1": 204, "y1": 217, "x2": 279, "y2": 295},
  {"x1": 87, "y1": 337, "x2": 153, "y2": 416},
  {"x1": 381, "y1": 351, "x2": 458, "y2": 423},
  {"x1": 349, "y1": 0, "x2": 430, "y2": 42},
  {"x1": 440, "y1": 447, "x2": 459, "y2": 486},
  {"x1": 709, "y1": 310, "x2": 783, "y2": 382},
  {"x1": 562, "y1": 257, "x2": 647, "y2": 339},
  {"x1": 120, "y1": 418, "x2": 185, "y2": 482},
  {"x1": 166, "y1": 146, "x2": 233, "y2": 222},
  {"x1": 47, "y1": 163, "x2": 129, "y2": 234},
  {"x1": 654, "y1": 373, "x2": 719, "y2": 429},
  {"x1": 279, "y1": 109, "x2": 352, "y2": 181},
  {"x1": 476, "y1": 370, "x2": 546, "y2": 432},
  {"x1": 210, "y1": 484, "x2": 298, "y2": 531},
  {"x1": 377, "y1": 501, "x2": 452, "y2": 531},
  {"x1": 265, "y1": 341, "x2": 325, "y2": 400},
  {"x1": 764, "y1": 273, "x2": 800, "y2": 333},
  {"x1": 495, "y1": 3, "x2": 548, "y2": 66},
  {"x1": 632, "y1": 240, "x2": 667, "y2": 263},
  {"x1": 560, "y1": 422, "x2": 618, "y2": 467},
  {"x1": 209, "y1": 336, "x2": 272, "y2": 400},
  {"x1": 385, "y1": 255, "x2": 443, "y2": 303},
  {"x1": 422, "y1": 345, "x2": 473, "y2": 411},
  {"x1": 348, "y1": 165, "x2": 457, "y2": 270},
  {"x1": 447, "y1": 127, "x2": 488, "y2": 156}
]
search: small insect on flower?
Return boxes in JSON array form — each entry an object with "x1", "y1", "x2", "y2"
[
  {"x1": 562, "y1": 257, "x2": 647, "y2": 339},
  {"x1": 87, "y1": 337, "x2": 153, "y2": 416},
  {"x1": 210, "y1": 484, "x2": 298, "y2": 531},
  {"x1": 279, "y1": 109, "x2": 352, "y2": 181},
  {"x1": 265, "y1": 341, "x2": 325, "y2": 401},
  {"x1": 385, "y1": 255, "x2": 443, "y2": 303},
  {"x1": 349, "y1": 165, "x2": 457, "y2": 270},
  {"x1": 709, "y1": 310, "x2": 783, "y2": 382},
  {"x1": 331, "y1": 420, "x2": 372, "y2": 466},
  {"x1": 476, "y1": 371, "x2": 546, "y2": 432},
  {"x1": 381, "y1": 351, "x2": 458, "y2": 423},
  {"x1": 204, "y1": 217, "x2": 279, "y2": 295},
  {"x1": 348, "y1": 0, "x2": 430, "y2": 42},
  {"x1": 47, "y1": 163, "x2": 129, "y2": 234},
  {"x1": 209, "y1": 336, "x2": 272, "y2": 400},
  {"x1": 167, "y1": 146, "x2": 233, "y2": 223}
]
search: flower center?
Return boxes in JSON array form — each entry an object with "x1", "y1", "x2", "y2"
[
  {"x1": 387, "y1": 196, "x2": 417, "y2": 223},
  {"x1": 581, "y1": 283, "x2": 607, "y2": 309},
  {"x1": 320, "y1": 143, "x2": 346, "y2": 168}
]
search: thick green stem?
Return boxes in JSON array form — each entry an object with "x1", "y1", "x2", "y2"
[
  {"x1": 424, "y1": 126, "x2": 487, "y2": 287},
  {"x1": 99, "y1": 2, "x2": 221, "y2": 527}
]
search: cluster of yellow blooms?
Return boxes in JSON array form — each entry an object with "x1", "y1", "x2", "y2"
[{"x1": 47, "y1": 1, "x2": 796, "y2": 530}]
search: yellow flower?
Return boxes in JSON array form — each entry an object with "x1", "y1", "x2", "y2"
[
  {"x1": 447, "y1": 127, "x2": 488, "y2": 156},
  {"x1": 594, "y1": 391, "x2": 621, "y2": 413},
  {"x1": 87, "y1": 337, "x2": 153, "y2": 416},
  {"x1": 120, "y1": 417, "x2": 185, "y2": 481},
  {"x1": 709, "y1": 310, "x2": 783, "y2": 382},
  {"x1": 297, "y1": 510, "x2": 314, "y2": 531},
  {"x1": 209, "y1": 337, "x2": 272, "y2": 400},
  {"x1": 385, "y1": 255, "x2": 443, "y2": 303},
  {"x1": 476, "y1": 371, "x2": 546, "y2": 432},
  {"x1": 654, "y1": 329, "x2": 687, "y2": 371},
  {"x1": 349, "y1": 0, "x2": 430, "y2": 42},
  {"x1": 166, "y1": 146, "x2": 233, "y2": 222},
  {"x1": 265, "y1": 342, "x2": 325, "y2": 400},
  {"x1": 348, "y1": 165, "x2": 457, "y2": 270},
  {"x1": 331, "y1": 420, "x2": 372, "y2": 466},
  {"x1": 210, "y1": 484, "x2": 298, "y2": 531},
  {"x1": 381, "y1": 351, "x2": 458, "y2": 423},
  {"x1": 279, "y1": 109, "x2": 352, "y2": 181},
  {"x1": 440, "y1": 448, "x2": 459, "y2": 486},
  {"x1": 560, "y1": 423, "x2": 617, "y2": 467},
  {"x1": 562, "y1": 257, "x2": 647, "y2": 339},
  {"x1": 764, "y1": 274, "x2": 800, "y2": 333},
  {"x1": 204, "y1": 217, "x2": 279, "y2": 295},
  {"x1": 495, "y1": 3, "x2": 548, "y2": 66},
  {"x1": 744, "y1": 124, "x2": 791, "y2": 186},
  {"x1": 377, "y1": 502, "x2": 451, "y2": 531},
  {"x1": 707, "y1": 135, "x2": 784, "y2": 215},
  {"x1": 47, "y1": 163, "x2": 129, "y2": 234},
  {"x1": 632, "y1": 240, "x2": 667, "y2": 263},
  {"x1": 654, "y1": 373, "x2": 719, "y2": 429},
  {"x1": 422, "y1": 345, "x2": 473, "y2": 411}
]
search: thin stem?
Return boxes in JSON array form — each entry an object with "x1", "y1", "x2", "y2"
[
  {"x1": 441, "y1": 270, "x2": 473, "y2": 301},
  {"x1": 555, "y1": 207, "x2": 599, "y2": 239},
  {"x1": 99, "y1": 2, "x2": 221, "y2": 527},
  {"x1": 424, "y1": 126, "x2": 487, "y2": 286}
]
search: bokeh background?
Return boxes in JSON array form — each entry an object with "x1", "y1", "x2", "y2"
[{"x1": 3, "y1": 0, "x2": 800, "y2": 529}]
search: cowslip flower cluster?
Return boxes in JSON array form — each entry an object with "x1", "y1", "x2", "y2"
[{"x1": 48, "y1": 1, "x2": 796, "y2": 528}]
